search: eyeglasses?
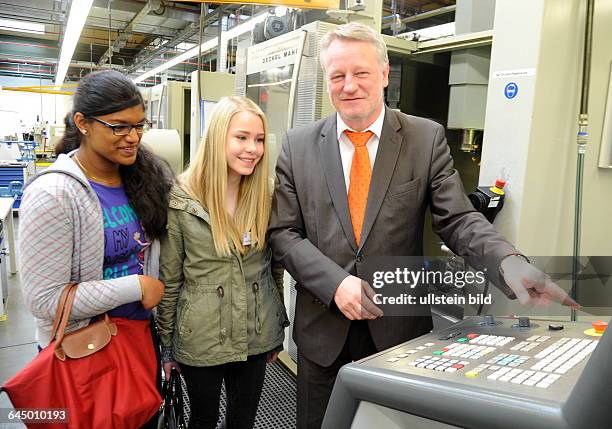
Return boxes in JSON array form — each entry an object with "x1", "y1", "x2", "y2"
[{"x1": 88, "y1": 117, "x2": 150, "y2": 136}]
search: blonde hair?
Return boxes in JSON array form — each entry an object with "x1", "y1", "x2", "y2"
[
  {"x1": 179, "y1": 96, "x2": 270, "y2": 257},
  {"x1": 320, "y1": 22, "x2": 389, "y2": 70}
]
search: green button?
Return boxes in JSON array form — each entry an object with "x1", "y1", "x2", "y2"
[
  {"x1": 457, "y1": 338, "x2": 468, "y2": 343},
  {"x1": 432, "y1": 351, "x2": 444, "y2": 355}
]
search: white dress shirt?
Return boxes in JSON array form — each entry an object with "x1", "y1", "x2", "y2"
[{"x1": 336, "y1": 107, "x2": 386, "y2": 193}]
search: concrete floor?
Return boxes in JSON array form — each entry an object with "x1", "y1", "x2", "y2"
[
  {"x1": 0, "y1": 214, "x2": 33, "y2": 428},
  {"x1": 0, "y1": 278, "x2": 38, "y2": 386}
]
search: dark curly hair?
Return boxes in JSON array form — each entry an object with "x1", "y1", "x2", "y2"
[{"x1": 55, "y1": 69, "x2": 173, "y2": 239}]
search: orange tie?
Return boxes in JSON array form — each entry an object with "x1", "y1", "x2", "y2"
[{"x1": 345, "y1": 130, "x2": 374, "y2": 246}]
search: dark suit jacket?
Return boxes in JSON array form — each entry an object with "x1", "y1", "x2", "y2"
[{"x1": 268, "y1": 108, "x2": 517, "y2": 367}]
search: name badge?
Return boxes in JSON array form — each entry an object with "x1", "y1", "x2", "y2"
[{"x1": 242, "y1": 231, "x2": 252, "y2": 246}]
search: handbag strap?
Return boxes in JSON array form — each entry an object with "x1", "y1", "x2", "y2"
[
  {"x1": 53, "y1": 284, "x2": 79, "y2": 347},
  {"x1": 51, "y1": 283, "x2": 115, "y2": 356},
  {"x1": 49, "y1": 283, "x2": 78, "y2": 341},
  {"x1": 174, "y1": 369, "x2": 183, "y2": 416}
]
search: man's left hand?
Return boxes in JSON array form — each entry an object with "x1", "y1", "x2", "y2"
[{"x1": 500, "y1": 255, "x2": 580, "y2": 309}]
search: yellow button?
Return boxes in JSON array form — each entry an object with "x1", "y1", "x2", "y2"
[{"x1": 465, "y1": 371, "x2": 479, "y2": 378}]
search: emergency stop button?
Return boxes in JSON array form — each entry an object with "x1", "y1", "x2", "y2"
[{"x1": 592, "y1": 320, "x2": 608, "y2": 334}]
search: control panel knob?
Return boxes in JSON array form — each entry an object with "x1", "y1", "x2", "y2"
[
  {"x1": 518, "y1": 317, "x2": 530, "y2": 328},
  {"x1": 483, "y1": 315, "x2": 496, "y2": 326}
]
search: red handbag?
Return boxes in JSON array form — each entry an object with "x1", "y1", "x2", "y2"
[{"x1": 1, "y1": 283, "x2": 162, "y2": 428}]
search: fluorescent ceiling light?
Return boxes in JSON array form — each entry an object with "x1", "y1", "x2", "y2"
[
  {"x1": 133, "y1": 41, "x2": 215, "y2": 83},
  {"x1": 0, "y1": 19, "x2": 45, "y2": 35},
  {"x1": 224, "y1": 13, "x2": 267, "y2": 40},
  {"x1": 54, "y1": 0, "x2": 93, "y2": 88},
  {"x1": 133, "y1": 12, "x2": 268, "y2": 84}
]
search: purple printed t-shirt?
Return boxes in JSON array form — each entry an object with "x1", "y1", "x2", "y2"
[{"x1": 90, "y1": 181, "x2": 150, "y2": 320}]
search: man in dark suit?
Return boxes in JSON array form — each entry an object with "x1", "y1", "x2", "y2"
[{"x1": 267, "y1": 22, "x2": 577, "y2": 429}]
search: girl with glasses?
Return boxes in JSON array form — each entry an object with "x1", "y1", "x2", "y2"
[{"x1": 18, "y1": 69, "x2": 173, "y2": 428}]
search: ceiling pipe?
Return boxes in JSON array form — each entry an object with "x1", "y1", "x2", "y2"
[
  {"x1": 92, "y1": 0, "x2": 201, "y2": 22},
  {"x1": 98, "y1": 0, "x2": 161, "y2": 65},
  {"x1": 0, "y1": 40, "x2": 58, "y2": 50},
  {"x1": 381, "y1": 4, "x2": 456, "y2": 29},
  {"x1": 125, "y1": 5, "x2": 227, "y2": 74}
]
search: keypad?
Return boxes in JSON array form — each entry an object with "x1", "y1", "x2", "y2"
[
  {"x1": 468, "y1": 334, "x2": 515, "y2": 346},
  {"x1": 384, "y1": 345, "x2": 430, "y2": 362},
  {"x1": 406, "y1": 356, "x2": 470, "y2": 373},
  {"x1": 531, "y1": 338, "x2": 597, "y2": 374},
  {"x1": 438, "y1": 342, "x2": 496, "y2": 359},
  {"x1": 486, "y1": 368, "x2": 561, "y2": 388},
  {"x1": 510, "y1": 341, "x2": 542, "y2": 352},
  {"x1": 379, "y1": 324, "x2": 599, "y2": 391},
  {"x1": 486, "y1": 353, "x2": 530, "y2": 367},
  {"x1": 464, "y1": 364, "x2": 490, "y2": 378}
]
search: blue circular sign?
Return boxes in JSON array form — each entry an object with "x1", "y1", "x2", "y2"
[{"x1": 504, "y1": 82, "x2": 518, "y2": 99}]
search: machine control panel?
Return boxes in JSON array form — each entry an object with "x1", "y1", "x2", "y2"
[
  {"x1": 324, "y1": 316, "x2": 611, "y2": 429},
  {"x1": 361, "y1": 316, "x2": 603, "y2": 400}
]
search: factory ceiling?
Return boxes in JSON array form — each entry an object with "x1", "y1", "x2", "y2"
[{"x1": 0, "y1": 0, "x2": 455, "y2": 85}]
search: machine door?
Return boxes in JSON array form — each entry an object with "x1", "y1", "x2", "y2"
[
  {"x1": 246, "y1": 65, "x2": 295, "y2": 168},
  {"x1": 245, "y1": 30, "x2": 306, "y2": 169}
]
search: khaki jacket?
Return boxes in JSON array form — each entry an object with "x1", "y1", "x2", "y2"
[{"x1": 157, "y1": 185, "x2": 288, "y2": 366}]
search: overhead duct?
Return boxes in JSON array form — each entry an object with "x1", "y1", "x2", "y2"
[
  {"x1": 125, "y1": 6, "x2": 225, "y2": 75},
  {"x1": 98, "y1": 0, "x2": 161, "y2": 66}
]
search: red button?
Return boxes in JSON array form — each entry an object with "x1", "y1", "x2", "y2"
[
  {"x1": 593, "y1": 320, "x2": 608, "y2": 333},
  {"x1": 442, "y1": 348, "x2": 450, "y2": 352},
  {"x1": 452, "y1": 364, "x2": 464, "y2": 369},
  {"x1": 466, "y1": 333, "x2": 479, "y2": 340}
]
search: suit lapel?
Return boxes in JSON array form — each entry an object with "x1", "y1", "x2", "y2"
[
  {"x1": 359, "y1": 108, "x2": 403, "y2": 250},
  {"x1": 318, "y1": 116, "x2": 358, "y2": 252}
]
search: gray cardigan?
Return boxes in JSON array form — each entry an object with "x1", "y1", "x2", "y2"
[{"x1": 19, "y1": 153, "x2": 160, "y2": 346}]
